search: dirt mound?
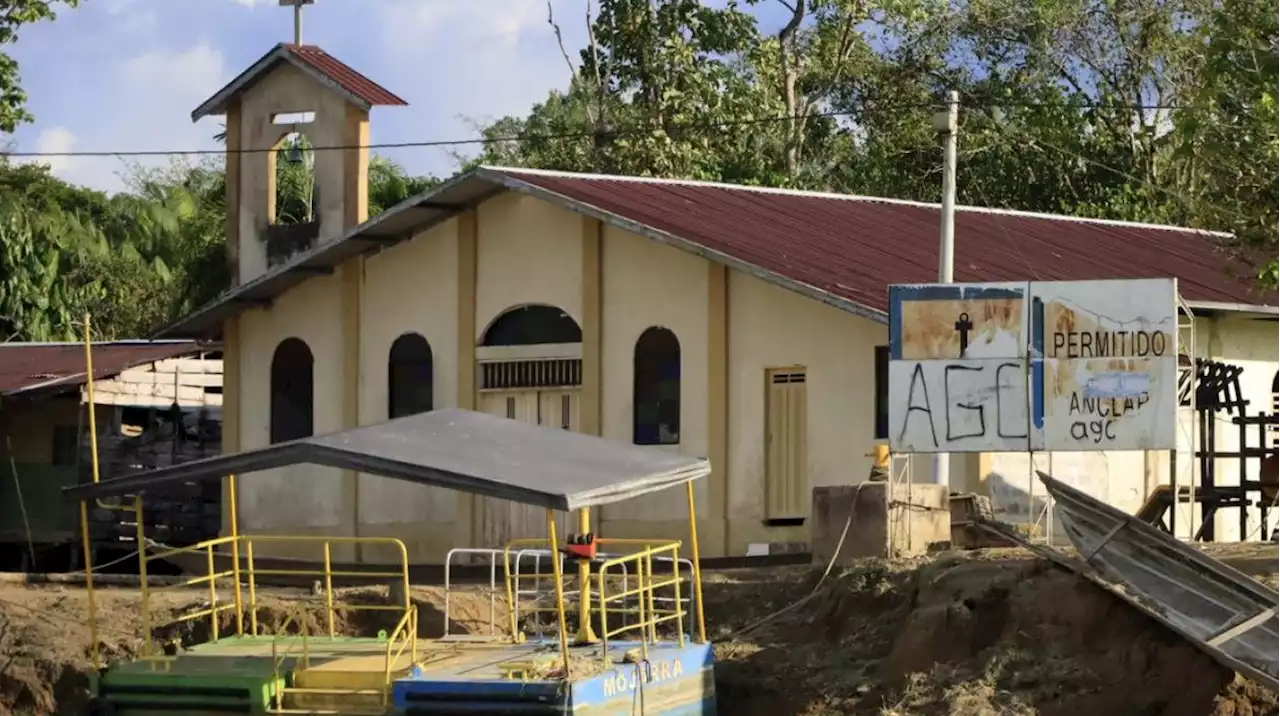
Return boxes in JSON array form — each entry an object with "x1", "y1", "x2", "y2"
[
  {"x1": 708, "y1": 551, "x2": 1280, "y2": 716},
  {"x1": 0, "y1": 548, "x2": 1275, "y2": 716}
]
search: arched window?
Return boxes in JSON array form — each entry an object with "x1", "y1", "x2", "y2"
[
  {"x1": 270, "y1": 338, "x2": 313, "y2": 443},
  {"x1": 389, "y1": 332, "x2": 433, "y2": 418},
  {"x1": 481, "y1": 305, "x2": 582, "y2": 346},
  {"x1": 478, "y1": 305, "x2": 584, "y2": 391},
  {"x1": 633, "y1": 327, "x2": 681, "y2": 445}
]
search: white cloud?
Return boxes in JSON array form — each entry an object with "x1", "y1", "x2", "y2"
[
  {"x1": 373, "y1": 0, "x2": 588, "y2": 174},
  {"x1": 383, "y1": 0, "x2": 547, "y2": 48},
  {"x1": 28, "y1": 43, "x2": 229, "y2": 192},
  {"x1": 16, "y1": 127, "x2": 78, "y2": 176},
  {"x1": 12, "y1": 0, "x2": 594, "y2": 191},
  {"x1": 103, "y1": 0, "x2": 138, "y2": 15}
]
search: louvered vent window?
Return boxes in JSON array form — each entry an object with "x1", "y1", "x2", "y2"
[{"x1": 481, "y1": 359, "x2": 582, "y2": 391}]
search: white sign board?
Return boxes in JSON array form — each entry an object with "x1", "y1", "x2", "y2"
[{"x1": 888, "y1": 278, "x2": 1178, "y2": 453}]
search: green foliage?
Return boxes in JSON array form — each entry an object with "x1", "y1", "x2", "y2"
[
  {"x1": 476, "y1": 0, "x2": 1277, "y2": 287},
  {"x1": 0, "y1": 1, "x2": 80, "y2": 133},
  {"x1": 0, "y1": 153, "x2": 438, "y2": 341},
  {"x1": 2, "y1": 0, "x2": 1275, "y2": 345}
]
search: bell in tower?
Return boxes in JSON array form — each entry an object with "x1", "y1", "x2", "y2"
[{"x1": 189, "y1": 0, "x2": 406, "y2": 285}]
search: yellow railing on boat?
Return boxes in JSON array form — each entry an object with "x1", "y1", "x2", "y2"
[
  {"x1": 597, "y1": 541, "x2": 686, "y2": 658},
  {"x1": 137, "y1": 534, "x2": 412, "y2": 657}
]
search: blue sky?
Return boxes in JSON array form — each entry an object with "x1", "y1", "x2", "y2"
[{"x1": 9, "y1": 0, "x2": 788, "y2": 194}]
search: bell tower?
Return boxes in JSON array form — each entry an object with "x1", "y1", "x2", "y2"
[{"x1": 190, "y1": 1, "x2": 406, "y2": 285}]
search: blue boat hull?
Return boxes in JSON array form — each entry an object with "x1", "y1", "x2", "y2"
[{"x1": 394, "y1": 641, "x2": 716, "y2": 715}]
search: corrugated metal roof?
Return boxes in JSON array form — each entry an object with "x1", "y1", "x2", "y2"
[
  {"x1": 192, "y1": 43, "x2": 406, "y2": 121},
  {"x1": 156, "y1": 167, "x2": 1276, "y2": 338},
  {"x1": 500, "y1": 169, "x2": 1275, "y2": 312},
  {"x1": 0, "y1": 341, "x2": 207, "y2": 396}
]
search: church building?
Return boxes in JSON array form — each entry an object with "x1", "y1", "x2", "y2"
[{"x1": 166, "y1": 40, "x2": 1278, "y2": 561}]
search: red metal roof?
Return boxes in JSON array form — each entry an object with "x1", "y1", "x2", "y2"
[
  {"x1": 192, "y1": 43, "x2": 405, "y2": 121},
  {"x1": 283, "y1": 44, "x2": 407, "y2": 108},
  {"x1": 0, "y1": 342, "x2": 206, "y2": 396},
  {"x1": 500, "y1": 170, "x2": 1276, "y2": 312}
]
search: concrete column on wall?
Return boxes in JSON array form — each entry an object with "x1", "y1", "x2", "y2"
[
  {"x1": 581, "y1": 217, "x2": 603, "y2": 437},
  {"x1": 221, "y1": 317, "x2": 242, "y2": 537},
  {"x1": 340, "y1": 262, "x2": 361, "y2": 559},
  {"x1": 221, "y1": 97, "x2": 243, "y2": 539},
  {"x1": 707, "y1": 263, "x2": 729, "y2": 556},
  {"x1": 224, "y1": 99, "x2": 242, "y2": 285},
  {"x1": 340, "y1": 103, "x2": 370, "y2": 560},
  {"x1": 455, "y1": 210, "x2": 479, "y2": 547},
  {"x1": 342, "y1": 104, "x2": 370, "y2": 228}
]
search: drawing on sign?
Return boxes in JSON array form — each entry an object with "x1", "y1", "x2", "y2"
[
  {"x1": 888, "y1": 282, "x2": 1030, "y2": 453},
  {"x1": 888, "y1": 279, "x2": 1178, "y2": 454},
  {"x1": 955, "y1": 312, "x2": 973, "y2": 357},
  {"x1": 1034, "y1": 280, "x2": 1178, "y2": 451},
  {"x1": 893, "y1": 284, "x2": 1025, "y2": 361}
]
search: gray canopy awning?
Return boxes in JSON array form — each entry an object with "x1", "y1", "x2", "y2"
[{"x1": 63, "y1": 408, "x2": 710, "y2": 512}]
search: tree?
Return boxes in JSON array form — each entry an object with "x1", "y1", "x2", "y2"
[
  {"x1": 472, "y1": 0, "x2": 1275, "y2": 288},
  {"x1": 0, "y1": 1, "x2": 81, "y2": 133},
  {"x1": 369, "y1": 155, "x2": 439, "y2": 215},
  {"x1": 478, "y1": 0, "x2": 786, "y2": 181},
  {"x1": 1172, "y1": 0, "x2": 1278, "y2": 286}
]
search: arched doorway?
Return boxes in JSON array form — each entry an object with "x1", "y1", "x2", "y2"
[{"x1": 474, "y1": 304, "x2": 584, "y2": 545}]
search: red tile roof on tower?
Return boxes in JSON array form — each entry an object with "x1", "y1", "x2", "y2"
[
  {"x1": 0, "y1": 342, "x2": 208, "y2": 397},
  {"x1": 192, "y1": 43, "x2": 407, "y2": 121},
  {"x1": 155, "y1": 167, "x2": 1277, "y2": 338}
]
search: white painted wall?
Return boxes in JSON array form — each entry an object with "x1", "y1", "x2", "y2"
[
  {"x1": 237, "y1": 275, "x2": 345, "y2": 530},
  {"x1": 358, "y1": 219, "x2": 461, "y2": 531},
  {"x1": 726, "y1": 271, "x2": 888, "y2": 550},
  {"x1": 598, "y1": 225, "x2": 709, "y2": 523},
  {"x1": 476, "y1": 193, "x2": 583, "y2": 335},
  {"x1": 1200, "y1": 315, "x2": 1278, "y2": 541}
]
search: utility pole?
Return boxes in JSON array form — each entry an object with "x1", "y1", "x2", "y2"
[
  {"x1": 931, "y1": 90, "x2": 960, "y2": 489},
  {"x1": 279, "y1": 0, "x2": 315, "y2": 45}
]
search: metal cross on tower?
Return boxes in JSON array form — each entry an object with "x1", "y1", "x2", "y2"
[{"x1": 278, "y1": 0, "x2": 315, "y2": 45}]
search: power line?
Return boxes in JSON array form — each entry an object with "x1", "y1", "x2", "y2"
[
  {"x1": 967, "y1": 106, "x2": 1255, "y2": 224},
  {"x1": 1, "y1": 100, "x2": 1201, "y2": 159}
]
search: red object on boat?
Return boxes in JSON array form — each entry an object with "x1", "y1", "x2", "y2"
[{"x1": 561, "y1": 534, "x2": 598, "y2": 560}]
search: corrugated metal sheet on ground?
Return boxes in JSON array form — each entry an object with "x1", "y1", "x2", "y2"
[{"x1": 1039, "y1": 471, "x2": 1278, "y2": 690}]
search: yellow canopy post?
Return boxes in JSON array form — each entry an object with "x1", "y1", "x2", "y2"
[
  {"x1": 686, "y1": 481, "x2": 707, "y2": 643},
  {"x1": 574, "y1": 507, "x2": 598, "y2": 644},
  {"x1": 546, "y1": 510, "x2": 572, "y2": 678}
]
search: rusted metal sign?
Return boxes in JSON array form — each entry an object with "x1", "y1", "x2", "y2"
[{"x1": 888, "y1": 278, "x2": 1178, "y2": 453}]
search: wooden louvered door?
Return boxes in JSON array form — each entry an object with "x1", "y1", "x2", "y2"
[
  {"x1": 476, "y1": 389, "x2": 579, "y2": 548},
  {"x1": 765, "y1": 368, "x2": 809, "y2": 521}
]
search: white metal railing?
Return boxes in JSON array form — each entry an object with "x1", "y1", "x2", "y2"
[{"x1": 442, "y1": 546, "x2": 699, "y2": 642}]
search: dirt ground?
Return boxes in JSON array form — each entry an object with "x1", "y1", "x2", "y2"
[
  {"x1": 708, "y1": 545, "x2": 1280, "y2": 716},
  {"x1": 0, "y1": 544, "x2": 1276, "y2": 716}
]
